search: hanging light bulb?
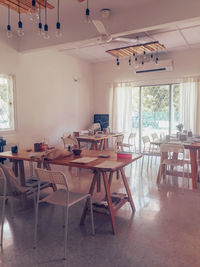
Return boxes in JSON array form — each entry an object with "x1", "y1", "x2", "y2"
[
  {"x1": 155, "y1": 51, "x2": 159, "y2": 64},
  {"x1": 85, "y1": 0, "x2": 91, "y2": 23},
  {"x1": 17, "y1": 0, "x2": 24, "y2": 37},
  {"x1": 128, "y1": 56, "x2": 132, "y2": 67},
  {"x1": 55, "y1": 0, "x2": 62, "y2": 38},
  {"x1": 43, "y1": 0, "x2": 50, "y2": 39},
  {"x1": 30, "y1": 0, "x2": 39, "y2": 23},
  {"x1": 116, "y1": 56, "x2": 120, "y2": 67},
  {"x1": 6, "y1": 6, "x2": 12, "y2": 38},
  {"x1": 38, "y1": 4, "x2": 43, "y2": 36}
]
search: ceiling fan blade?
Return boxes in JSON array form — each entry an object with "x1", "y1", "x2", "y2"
[
  {"x1": 92, "y1": 20, "x2": 108, "y2": 36},
  {"x1": 113, "y1": 37, "x2": 144, "y2": 44}
]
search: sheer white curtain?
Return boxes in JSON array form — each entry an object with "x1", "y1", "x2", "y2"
[
  {"x1": 180, "y1": 77, "x2": 200, "y2": 134},
  {"x1": 112, "y1": 83, "x2": 133, "y2": 133}
]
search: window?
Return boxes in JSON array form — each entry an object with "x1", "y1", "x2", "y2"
[{"x1": 0, "y1": 75, "x2": 15, "y2": 131}]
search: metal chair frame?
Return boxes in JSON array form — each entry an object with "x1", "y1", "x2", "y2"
[{"x1": 34, "y1": 168, "x2": 95, "y2": 260}]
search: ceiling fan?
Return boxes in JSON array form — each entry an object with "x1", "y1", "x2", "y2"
[{"x1": 60, "y1": 3, "x2": 153, "y2": 51}]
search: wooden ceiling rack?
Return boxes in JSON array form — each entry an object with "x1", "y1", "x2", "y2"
[
  {"x1": 106, "y1": 41, "x2": 165, "y2": 58},
  {"x1": 0, "y1": 0, "x2": 54, "y2": 13}
]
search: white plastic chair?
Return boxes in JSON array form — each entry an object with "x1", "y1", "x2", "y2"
[
  {"x1": 61, "y1": 135, "x2": 79, "y2": 150},
  {"x1": 114, "y1": 135, "x2": 124, "y2": 151},
  {"x1": 34, "y1": 168, "x2": 95, "y2": 260},
  {"x1": 158, "y1": 143, "x2": 187, "y2": 184},
  {"x1": 141, "y1": 136, "x2": 160, "y2": 172},
  {"x1": 120, "y1": 133, "x2": 137, "y2": 152}
]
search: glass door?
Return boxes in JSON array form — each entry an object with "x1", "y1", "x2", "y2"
[{"x1": 141, "y1": 85, "x2": 170, "y2": 143}]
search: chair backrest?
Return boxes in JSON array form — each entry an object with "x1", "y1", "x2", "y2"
[
  {"x1": 128, "y1": 133, "x2": 136, "y2": 144},
  {"x1": 142, "y1": 136, "x2": 150, "y2": 144},
  {"x1": 160, "y1": 143, "x2": 185, "y2": 154},
  {"x1": 0, "y1": 167, "x2": 7, "y2": 196},
  {"x1": 114, "y1": 135, "x2": 124, "y2": 148},
  {"x1": 61, "y1": 135, "x2": 79, "y2": 149},
  {"x1": 152, "y1": 133, "x2": 159, "y2": 141},
  {"x1": 88, "y1": 123, "x2": 101, "y2": 132},
  {"x1": 35, "y1": 168, "x2": 69, "y2": 190},
  {"x1": 0, "y1": 164, "x2": 25, "y2": 196},
  {"x1": 142, "y1": 136, "x2": 151, "y2": 152}
]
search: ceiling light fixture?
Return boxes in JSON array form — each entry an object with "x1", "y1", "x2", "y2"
[
  {"x1": 6, "y1": 5, "x2": 12, "y2": 38},
  {"x1": 85, "y1": 0, "x2": 91, "y2": 23},
  {"x1": 17, "y1": 0, "x2": 24, "y2": 37},
  {"x1": 43, "y1": 0, "x2": 50, "y2": 39},
  {"x1": 55, "y1": 0, "x2": 62, "y2": 38}
]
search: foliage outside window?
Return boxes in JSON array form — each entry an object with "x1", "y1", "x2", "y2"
[{"x1": 0, "y1": 75, "x2": 15, "y2": 131}]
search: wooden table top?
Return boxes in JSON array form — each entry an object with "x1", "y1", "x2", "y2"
[
  {"x1": 0, "y1": 149, "x2": 142, "y2": 172},
  {"x1": 76, "y1": 133, "x2": 123, "y2": 142}
]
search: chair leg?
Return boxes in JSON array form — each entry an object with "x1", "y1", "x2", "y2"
[
  {"x1": 10, "y1": 197, "x2": 14, "y2": 219},
  {"x1": 64, "y1": 206, "x2": 69, "y2": 260},
  {"x1": 88, "y1": 196, "x2": 95, "y2": 235},
  {"x1": 0, "y1": 195, "x2": 6, "y2": 247},
  {"x1": 33, "y1": 200, "x2": 39, "y2": 249}
]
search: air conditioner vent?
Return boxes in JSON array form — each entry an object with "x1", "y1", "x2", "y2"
[{"x1": 135, "y1": 59, "x2": 173, "y2": 74}]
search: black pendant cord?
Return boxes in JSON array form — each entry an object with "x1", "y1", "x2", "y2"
[
  {"x1": 57, "y1": 0, "x2": 60, "y2": 22},
  {"x1": 45, "y1": 0, "x2": 47, "y2": 25},
  {"x1": 8, "y1": 5, "x2": 10, "y2": 25},
  {"x1": 39, "y1": 3, "x2": 41, "y2": 23},
  {"x1": 18, "y1": 0, "x2": 21, "y2": 21}
]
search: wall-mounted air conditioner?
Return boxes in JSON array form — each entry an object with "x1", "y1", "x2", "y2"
[{"x1": 135, "y1": 59, "x2": 173, "y2": 74}]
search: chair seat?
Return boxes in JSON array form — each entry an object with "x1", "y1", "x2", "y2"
[
  {"x1": 162, "y1": 159, "x2": 185, "y2": 166},
  {"x1": 41, "y1": 189, "x2": 90, "y2": 207},
  {"x1": 143, "y1": 151, "x2": 160, "y2": 157},
  {"x1": 121, "y1": 143, "x2": 133, "y2": 148}
]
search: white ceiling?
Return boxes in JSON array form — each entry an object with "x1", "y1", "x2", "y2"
[
  {"x1": 0, "y1": 0, "x2": 200, "y2": 62},
  {"x1": 63, "y1": 19, "x2": 200, "y2": 63}
]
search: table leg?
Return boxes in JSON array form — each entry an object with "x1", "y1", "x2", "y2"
[
  {"x1": 80, "y1": 171, "x2": 98, "y2": 225},
  {"x1": 12, "y1": 159, "x2": 18, "y2": 177},
  {"x1": 108, "y1": 172, "x2": 113, "y2": 187},
  {"x1": 102, "y1": 171, "x2": 117, "y2": 235},
  {"x1": 189, "y1": 148, "x2": 198, "y2": 189},
  {"x1": 18, "y1": 160, "x2": 26, "y2": 187},
  {"x1": 156, "y1": 152, "x2": 167, "y2": 184},
  {"x1": 120, "y1": 168, "x2": 136, "y2": 212}
]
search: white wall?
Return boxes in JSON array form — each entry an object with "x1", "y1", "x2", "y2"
[
  {"x1": 0, "y1": 43, "x2": 94, "y2": 148},
  {"x1": 92, "y1": 47, "x2": 200, "y2": 116}
]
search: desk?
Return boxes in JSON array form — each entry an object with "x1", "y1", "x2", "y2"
[
  {"x1": 157, "y1": 142, "x2": 200, "y2": 189},
  {"x1": 0, "y1": 149, "x2": 141, "y2": 234},
  {"x1": 77, "y1": 133, "x2": 123, "y2": 150}
]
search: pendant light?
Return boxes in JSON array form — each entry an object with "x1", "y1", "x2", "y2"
[
  {"x1": 38, "y1": 3, "x2": 43, "y2": 36},
  {"x1": 85, "y1": 0, "x2": 91, "y2": 23},
  {"x1": 6, "y1": 5, "x2": 12, "y2": 38},
  {"x1": 55, "y1": 0, "x2": 62, "y2": 38},
  {"x1": 17, "y1": 0, "x2": 24, "y2": 37},
  {"x1": 30, "y1": 0, "x2": 39, "y2": 23},
  {"x1": 43, "y1": 0, "x2": 50, "y2": 39}
]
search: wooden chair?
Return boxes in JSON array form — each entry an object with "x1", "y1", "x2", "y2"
[
  {"x1": 158, "y1": 143, "x2": 187, "y2": 185},
  {"x1": 34, "y1": 168, "x2": 95, "y2": 260}
]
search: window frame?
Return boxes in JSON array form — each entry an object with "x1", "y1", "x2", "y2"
[{"x1": 0, "y1": 74, "x2": 16, "y2": 133}]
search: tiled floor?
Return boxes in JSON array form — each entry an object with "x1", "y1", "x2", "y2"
[{"x1": 1, "y1": 158, "x2": 200, "y2": 267}]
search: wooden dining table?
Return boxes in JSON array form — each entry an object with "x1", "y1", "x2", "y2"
[
  {"x1": 157, "y1": 141, "x2": 200, "y2": 189},
  {"x1": 0, "y1": 149, "x2": 142, "y2": 234},
  {"x1": 76, "y1": 133, "x2": 124, "y2": 150}
]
